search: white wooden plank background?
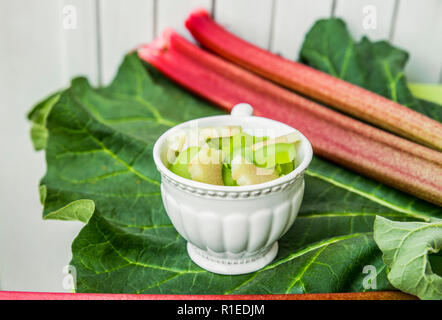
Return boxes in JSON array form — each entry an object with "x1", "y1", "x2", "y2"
[
  {"x1": 60, "y1": 0, "x2": 99, "y2": 85},
  {"x1": 271, "y1": 0, "x2": 334, "y2": 60},
  {"x1": 214, "y1": 0, "x2": 275, "y2": 49},
  {"x1": 391, "y1": 0, "x2": 442, "y2": 83},
  {"x1": 0, "y1": 0, "x2": 84, "y2": 293},
  {"x1": 156, "y1": 0, "x2": 213, "y2": 40},
  {"x1": 334, "y1": 0, "x2": 397, "y2": 41},
  {"x1": 98, "y1": 0, "x2": 155, "y2": 84},
  {"x1": 1, "y1": 0, "x2": 441, "y2": 292}
]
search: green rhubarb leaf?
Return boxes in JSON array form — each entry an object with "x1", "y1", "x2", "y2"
[
  {"x1": 305, "y1": 158, "x2": 440, "y2": 221},
  {"x1": 73, "y1": 211, "x2": 395, "y2": 294},
  {"x1": 409, "y1": 83, "x2": 442, "y2": 105},
  {"x1": 299, "y1": 19, "x2": 365, "y2": 86},
  {"x1": 299, "y1": 24, "x2": 442, "y2": 217},
  {"x1": 300, "y1": 18, "x2": 442, "y2": 121},
  {"x1": 299, "y1": 18, "x2": 441, "y2": 220},
  {"x1": 44, "y1": 199, "x2": 95, "y2": 223},
  {"x1": 28, "y1": 92, "x2": 61, "y2": 150},
  {"x1": 374, "y1": 216, "x2": 442, "y2": 300},
  {"x1": 301, "y1": 19, "x2": 442, "y2": 298},
  {"x1": 27, "y1": 51, "x2": 442, "y2": 294}
]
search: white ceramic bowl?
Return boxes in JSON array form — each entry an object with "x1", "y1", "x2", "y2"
[{"x1": 153, "y1": 104, "x2": 313, "y2": 275}]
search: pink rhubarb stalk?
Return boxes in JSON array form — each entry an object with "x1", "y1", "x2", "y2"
[
  {"x1": 185, "y1": 9, "x2": 442, "y2": 152},
  {"x1": 138, "y1": 29, "x2": 442, "y2": 206},
  {"x1": 0, "y1": 291, "x2": 416, "y2": 300}
]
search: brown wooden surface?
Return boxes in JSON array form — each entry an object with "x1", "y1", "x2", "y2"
[{"x1": 0, "y1": 291, "x2": 417, "y2": 300}]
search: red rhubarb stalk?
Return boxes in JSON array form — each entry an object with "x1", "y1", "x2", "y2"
[
  {"x1": 138, "y1": 30, "x2": 442, "y2": 206},
  {"x1": 0, "y1": 291, "x2": 416, "y2": 300},
  {"x1": 185, "y1": 9, "x2": 442, "y2": 151}
]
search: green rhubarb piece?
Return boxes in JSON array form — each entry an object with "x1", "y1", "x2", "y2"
[
  {"x1": 254, "y1": 143, "x2": 296, "y2": 168},
  {"x1": 210, "y1": 132, "x2": 268, "y2": 164},
  {"x1": 169, "y1": 146, "x2": 200, "y2": 179},
  {"x1": 232, "y1": 132, "x2": 267, "y2": 150},
  {"x1": 188, "y1": 147, "x2": 224, "y2": 185},
  {"x1": 277, "y1": 161, "x2": 295, "y2": 176},
  {"x1": 232, "y1": 133, "x2": 268, "y2": 164},
  {"x1": 208, "y1": 136, "x2": 233, "y2": 155},
  {"x1": 222, "y1": 164, "x2": 238, "y2": 186}
]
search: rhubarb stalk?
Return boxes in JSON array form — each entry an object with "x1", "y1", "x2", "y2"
[
  {"x1": 185, "y1": 9, "x2": 442, "y2": 152},
  {"x1": 138, "y1": 29, "x2": 442, "y2": 206},
  {"x1": 0, "y1": 291, "x2": 416, "y2": 300}
]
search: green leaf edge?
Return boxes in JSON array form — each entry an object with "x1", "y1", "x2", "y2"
[
  {"x1": 28, "y1": 92, "x2": 61, "y2": 150},
  {"x1": 43, "y1": 198, "x2": 95, "y2": 223},
  {"x1": 374, "y1": 216, "x2": 442, "y2": 300}
]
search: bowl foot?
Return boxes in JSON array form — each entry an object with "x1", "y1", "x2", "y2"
[{"x1": 187, "y1": 242, "x2": 278, "y2": 275}]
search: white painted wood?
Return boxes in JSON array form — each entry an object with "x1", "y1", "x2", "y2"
[
  {"x1": 391, "y1": 0, "x2": 442, "y2": 83},
  {"x1": 0, "y1": 0, "x2": 84, "y2": 292},
  {"x1": 334, "y1": 0, "x2": 396, "y2": 41},
  {"x1": 60, "y1": 0, "x2": 99, "y2": 85},
  {"x1": 98, "y1": 0, "x2": 155, "y2": 84},
  {"x1": 214, "y1": 0, "x2": 274, "y2": 49},
  {"x1": 271, "y1": 0, "x2": 333, "y2": 60},
  {"x1": 156, "y1": 0, "x2": 212, "y2": 40}
]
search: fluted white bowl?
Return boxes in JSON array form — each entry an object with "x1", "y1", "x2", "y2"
[{"x1": 153, "y1": 104, "x2": 313, "y2": 275}]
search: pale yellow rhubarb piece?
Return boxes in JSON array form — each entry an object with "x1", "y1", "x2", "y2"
[
  {"x1": 168, "y1": 129, "x2": 205, "y2": 158},
  {"x1": 199, "y1": 126, "x2": 242, "y2": 140},
  {"x1": 231, "y1": 155, "x2": 278, "y2": 186},
  {"x1": 188, "y1": 145, "x2": 224, "y2": 185},
  {"x1": 168, "y1": 126, "x2": 240, "y2": 155},
  {"x1": 167, "y1": 129, "x2": 188, "y2": 153},
  {"x1": 252, "y1": 132, "x2": 300, "y2": 151}
]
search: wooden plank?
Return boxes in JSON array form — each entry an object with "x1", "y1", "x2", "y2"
[
  {"x1": 156, "y1": 0, "x2": 212, "y2": 40},
  {"x1": 0, "y1": 0, "x2": 85, "y2": 292},
  {"x1": 60, "y1": 0, "x2": 99, "y2": 85},
  {"x1": 334, "y1": 0, "x2": 396, "y2": 41},
  {"x1": 0, "y1": 1, "x2": 65, "y2": 95},
  {"x1": 271, "y1": 0, "x2": 333, "y2": 60},
  {"x1": 391, "y1": 0, "x2": 442, "y2": 83},
  {"x1": 98, "y1": 0, "x2": 155, "y2": 84},
  {"x1": 214, "y1": 0, "x2": 274, "y2": 49}
]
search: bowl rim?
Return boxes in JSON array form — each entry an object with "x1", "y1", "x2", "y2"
[{"x1": 153, "y1": 114, "x2": 313, "y2": 193}]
